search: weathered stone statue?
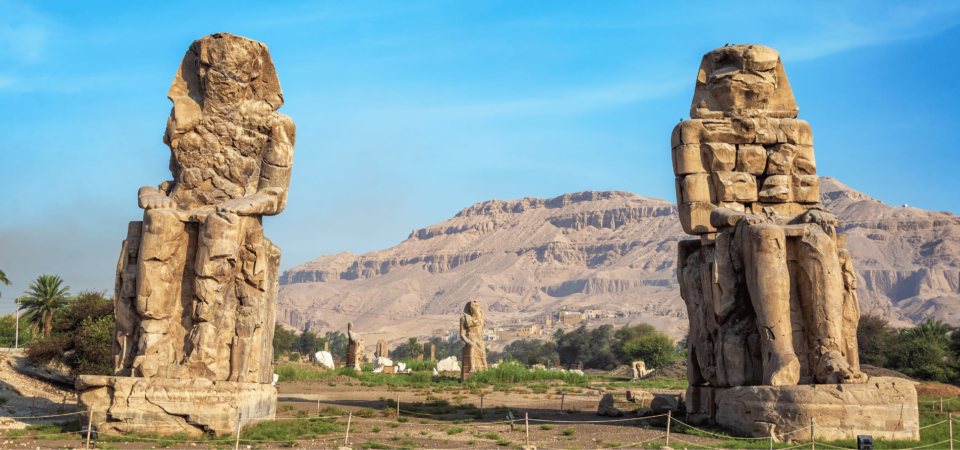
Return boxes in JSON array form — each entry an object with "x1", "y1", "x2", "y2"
[
  {"x1": 345, "y1": 322, "x2": 365, "y2": 370},
  {"x1": 78, "y1": 32, "x2": 292, "y2": 435},
  {"x1": 675, "y1": 44, "x2": 918, "y2": 441},
  {"x1": 375, "y1": 339, "x2": 389, "y2": 359},
  {"x1": 459, "y1": 301, "x2": 487, "y2": 379}
]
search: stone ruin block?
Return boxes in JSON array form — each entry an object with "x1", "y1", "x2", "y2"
[
  {"x1": 713, "y1": 172, "x2": 757, "y2": 203},
  {"x1": 676, "y1": 173, "x2": 716, "y2": 204},
  {"x1": 672, "y1": 144, "x2": 705, "y2": 175},
  {"x1": 735, "y1": 145, "x2": 767, "y2": 174},
  {"x1": 701, "y1": 143, "x2": 736, "y2": 172},
  {"x1": 678, "y1": 202, "x2": 717, "y2": 235}
]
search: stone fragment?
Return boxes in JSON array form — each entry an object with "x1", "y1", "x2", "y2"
[
  {"x1": 597, "y1": 394, "x2": 624, "y2": 417},
  {"x1": 672, "y1": 144, "x2": 705, "y2": 175},
  {"x1": 437, "y1": 356, "x2": 461, "y2": 372},
  {"x1": 315, "y1": 351, "x2": 334, "y2": 369},
  {"x1": 375, "y1": 339, "x2": 389, "y2": 358},
  {"x1": 649, "y1": 394, "x2": 680, "y2": 416},
  {"x1": 372, "y1": 357, "x2": 393, "y2": 373},
  {"x1": 736, "y1": 145, "x2": 767, "y2": 174},
  {"x1": 678, "y1": 202, "x2": 717, "y2": 235},
  {"x1": 700, "y1": 143, "x2": 736, "y2": 172},
  {"x1": 713, "y1": 172, "x2": 758, "y2": 202}
]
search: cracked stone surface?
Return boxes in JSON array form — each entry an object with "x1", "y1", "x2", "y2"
[{"x1": 78, "y1": 32, "x2": 290, "y2": 435}]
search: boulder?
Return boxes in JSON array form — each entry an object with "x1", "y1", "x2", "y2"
[
  {"x1": 597, "y1": 393, "x2": 624, "y2": 417},
  {"x1": 315, "y1": 351, "x2": 335, "y2": 370},
  {"x1": 372, "y1": 357, "x2": 393, "y2": 372},
  {"x1": 437, "y1": 356, "x2": 461, "y2": 372},
  {"x1": 650, "y1": 394, "x2": 679, "y2": 415}
]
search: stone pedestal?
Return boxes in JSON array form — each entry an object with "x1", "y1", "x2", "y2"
[
  {"x1": 77, "y1": 375, "x2": 276, "y2": 437},
  {"x1": 685, "y1": 379, "x2": 920, "y2": 441}
]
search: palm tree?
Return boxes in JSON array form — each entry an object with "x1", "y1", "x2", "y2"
[
  {"x1": 20, "y1": 275, "x2": 71, "y2": 337},
  {"x1": 0, "y1": 269, "x2": 10, "y2": 298},
  {"x1": 400, "y1": 337, "x2": 423, "y2": 359}
]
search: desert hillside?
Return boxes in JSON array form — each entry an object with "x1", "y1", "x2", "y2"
[{"x1": 277, "y1": 178, "x2": 960, "y2": 344}]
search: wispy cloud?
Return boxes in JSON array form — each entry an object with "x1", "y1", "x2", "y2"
[
  {"x1": 393, "y1": 80, "x2": 686, "y2": 121},
  {"x1": 773, "y1": 2, "x2": 960, "y2": 61}
]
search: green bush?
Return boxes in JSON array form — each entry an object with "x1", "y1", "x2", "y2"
[
  {"x1": 469, "y1": 361, "x2": 589, "y2": 385},
  {"x1": 74, "y1": 316, "x2": 114, "y2": 376}
]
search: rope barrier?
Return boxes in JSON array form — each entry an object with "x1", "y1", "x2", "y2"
[
  {"x1": 527, "y1": 414, "x2": 667, "y2": 424},
  {"x1": 0, "y1": 410, "x2": 83, "y2": 420},
  {"x1": 670, "y1": 416, "x2": 812, "y2": 440},
  {"x1": 918, "y1": 419, "x2": 949, "y2": 430}
]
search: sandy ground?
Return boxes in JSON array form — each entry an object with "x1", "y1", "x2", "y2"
[{"x1": 0, "y1": 354, "x2": 80, "y2": 430}]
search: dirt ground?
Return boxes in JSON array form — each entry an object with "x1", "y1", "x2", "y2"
[
  {"x1": 272, "y1": 378, "x2": 718, "y2": 450},
  {"x1": 0, "y1": 354, "x2": 79, "y2": 429},
  {"x1": 916, "y1": 383, "x2": 960, "y2": 397}
]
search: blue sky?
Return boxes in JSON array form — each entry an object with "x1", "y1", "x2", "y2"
[{"x1": 2, "y1": 0, "x2": 959, "y2": 313}]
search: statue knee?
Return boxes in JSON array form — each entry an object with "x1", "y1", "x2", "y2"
[{"x1": 746, "y1": 223, "x2": 786, "y2": 253}]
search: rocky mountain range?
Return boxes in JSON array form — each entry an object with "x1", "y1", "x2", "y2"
[{"x1": 276, "y1": 177, "x2": 960, "y2": 344}]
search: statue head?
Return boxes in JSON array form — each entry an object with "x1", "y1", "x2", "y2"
[
  {"x1": 165, "y1": 33, "x2": 284, "y2": 139},
  {"x1": 690, "y1": 44, "x2": 798, "y2": 120}
]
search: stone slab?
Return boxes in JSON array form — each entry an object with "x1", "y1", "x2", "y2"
[
  {"x1": 685, "y1": 381, "x2": 919, "y2": 442},
  {"x1": 77, "y1": 375, "x2": 276, "y2": 437}
]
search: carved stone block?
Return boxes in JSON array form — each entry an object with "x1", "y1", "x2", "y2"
[
  {"x1": 713, "y1": 172, "x2": 758, "y2": 203},
  {"x1": 679, "y1": 173, "x2": 716, "y2": 203},
  {"x1": 701, "y1": 143, "x2": 736, "y2": 172},
  {"x1": 736, "y1": 145, "x2": 767, "y2": 174},
  {"x1": 673, "y1": 144, "x2": 706, "y2": 175},
  {"x1": 678, "y1": 202, "x2": 717, "y2": 235}
]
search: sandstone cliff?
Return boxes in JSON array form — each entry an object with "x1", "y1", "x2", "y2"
[{"x1": 277, "y1": 179, "x2": 960, "y2": 341}]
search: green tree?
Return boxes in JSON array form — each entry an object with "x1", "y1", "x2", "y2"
[
  {"x1": 619, "y1": 333, "x2": 676, "y2": 369},
  {"x1": 20, "y1": 275, "x2": 70, "y2": 337},
  {"x1": 0, "y1": 269, "x2": 10, "y2": 298},
  {"x1": 857, "y1": 314, "x2": 901, "y2": 368},
  {"x1": 497, "y1": 339, "x2": 560, "y2": 366},
  {"x1": 295, "y1": 331, "x2": 319, "y2": 356},
  {"x1": 399, "y1": 337, "x2": 424, "y2": 359},
  {"x1": 324, "y1": 331, "x2": 349, "y2": 357},
  {"x1": 272, "y1": 324, "x2": 296, "y2": 359},
  {"x1": 26, "y1": 291, "x2": 114, "y2": 376},
  {"x1": 0, "y1": 314, "x2": 33, "y2": 347},
  {"x1": 556, "y1": 324, "x2": 615, "y2": 369},
  {"x1": 893, "y1": 332, "x2": 957, "y2": 383},
  {"x1": 552, "y1": 328, "x2": 565, "y2": 342}
]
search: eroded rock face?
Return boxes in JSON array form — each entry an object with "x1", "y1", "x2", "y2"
[
  {"x1": 459, "y1": 302, "x2": 487, "y2": 379},
  {"x1": 77, "y1": 376, "x2": 275, "y2": 437},
  {"x1": 686, "y1": 381, "x2": 920, "y2": 441},
  {"x1": 86, "y1": 32, "x2": 291, "y2": 434},
  {"x1": 674, "y1": 45, "x2": 865, "y2": 388}
]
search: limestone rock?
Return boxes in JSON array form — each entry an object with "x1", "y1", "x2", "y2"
[
  {"x1": 77, "y1": 375, "x2": 276, "y2": 437},
  {"x1": 437, "y1": 356, "x2": 460, "y2": 372},
  {"x1": 459, "y1": 301, "x2": 488, "y2": 379},
  {"x1": 649, "y1": 394, "x2": 679, "y2": 415},
  {"x1": 372, "y1": 357, "x2": 393, "y2": 373},
  {"x1": 597, "y1": 394, "x2": 624, "y2": 417},
  {"x1": 685, "y1": 382, "x2": 920, "y2": 441},
  {"x1": 315, "y1": 351, "x2": 334, "y2": 369}
]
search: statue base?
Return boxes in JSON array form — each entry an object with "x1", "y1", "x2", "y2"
[
  {"x1": 685, "y1": 379, "x2": 919, "y2": 441},
  {"x1": 77, "y1": 375, "x2": 276, "y2": 437}
]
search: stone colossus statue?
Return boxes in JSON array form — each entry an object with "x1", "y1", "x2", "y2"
[
  {"x1": 113, "y1": 33, "x2": 294, "y2": 382},
  {"x1": 673, "y1": 44, "x2": 866, "y2": 387}
]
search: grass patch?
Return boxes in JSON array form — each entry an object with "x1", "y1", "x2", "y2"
[
  {"x1": 562, "y1": 428, "x2": 576, "y2": 436},
  {"x1": 419, "y1": 419, "x2": 430, "y2": 424},
  {"x1": 371, "y1": 426, "x2": 381, "y2": 433},
  {"x1": 387, "y1": 422, "x2": 400, "y2": 428},
  {"x1": 467, "y1": 440, "x2": 477, "y2": 445},
  {"x1": 447, "y1": 427, "x2": 464, "y2": 435},
  {"x1": 469, "y1": 362, "x2": 590, "y2": 385},
  {"x1": 540, "y1": 424, "x2": 555, "y2": 430},
  {"x1": 605, "y1": 441, "x2": 623, "y2": 448},
  {"x1": 361, "y1": 440, "x2": 391, "y2": 449}
]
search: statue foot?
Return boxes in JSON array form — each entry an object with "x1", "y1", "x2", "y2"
[
  {"x1": 764, "y1": 351, "x2": 801, "y2": 386},
  {"x1": 818, "y1": 351, "x2": 867, "y2": 384}
]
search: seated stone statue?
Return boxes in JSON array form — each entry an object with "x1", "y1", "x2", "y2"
[
  {"x1": 672, "y1": 44, "x2": 866, "y2": 387},
  {"x1": 113, "y1": 33, "x2": 295, "y2": 383},
  {"x1": 459, "y1": 301, "x2": 487, "y2": 378},
  {"x1": 345, "y1": 322, "x2": 366, "y2": 370}
]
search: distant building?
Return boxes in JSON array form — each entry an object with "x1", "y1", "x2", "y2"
[
  {"x1": 495, "y1": 324, "x2": 543, "y2": 340},
  {"x1": 560, "y1": 311, "x2": 585, "y2": 325},
  {"x1": 583, "y1": 309, "x2": 602, "y2": 319}
]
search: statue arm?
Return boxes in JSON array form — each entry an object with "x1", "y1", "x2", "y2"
[{"x1": 217, "y1": 113, "x2": 296, "y2": 216}]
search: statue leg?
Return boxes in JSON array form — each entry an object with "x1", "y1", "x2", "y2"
[
  {"x1": 134, "y1": 209, "x2": 189, "y2": 378},
  {"x1": 183, "y1": 211, "x2": 244, "y2": 379},
  {"x1": 741, "y1": 223, "x2": 800, "y2": 386},
  {"x1": 797, "y1": 226, "x2": 867, "y2": 384}
]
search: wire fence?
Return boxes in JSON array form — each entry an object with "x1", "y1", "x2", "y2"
[{"x1": 5, "y1": 397, "x2": 960, "y2": 450}]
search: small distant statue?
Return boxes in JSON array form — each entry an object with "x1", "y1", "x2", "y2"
[
  {"x1": 459, "y1": 301, "x2": 487, "y2": 379},
  {"x1": 375, "y1": 339, "x2": 389, "y2": 359},
  {"x1": 346, "y1": 322, "x2": 365, "y2": 370}
]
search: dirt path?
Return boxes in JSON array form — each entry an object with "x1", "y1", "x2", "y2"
[{"x1": 0, "y1": 354, "x2": 80, "y2": 430}]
